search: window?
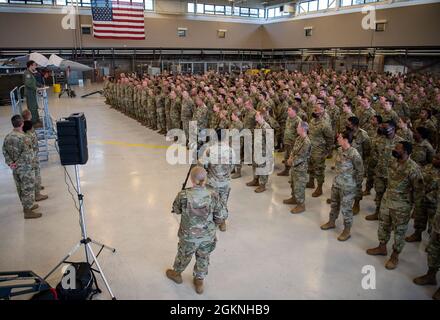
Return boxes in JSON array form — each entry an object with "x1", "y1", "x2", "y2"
[
  {"x1": 225, "y1": 5, "x2": 232, "y2": 15},
  {"x1": 308, "y1": 0, "x2": 318, "y2": 11},
  {"x1": 375, "y1": 22, "x2": 386, "y2": 32},
  {"x1": 341, "y1": 0, "x2": 352, "y2": 5},
  {"x1": 215, "y1": 5, "x2": 225, "y2": 15},
  {"x1": 259, "y1": 9, "x2": 265, "y2": 18},
  {"x1": 267, "y1": 8, "x2": 275, "y2": 18},
  {"x1": 81, "y1": 25, "x2": 92, "y2": 35},
  {"x1": 250, "y1": 8, "x2": 258, "y2": 17},
  {"x1": 177, "y1": 28, "x2": 187, "y2": 37},
  {"x1": 187, "y1": 2, "x2": 195, "y2": 12},
  {"x1": 233, "y1": 6, "x2": 240, "y2": 16},
  {"x1": 274, "y1": 7, "x2": 281, "y2": 17},
  {"x1": 196, "y1": 3, "x2": 204, "y2": 13},
  {"x1": 56, "y1": 0, "x2": 66, "y2": 5},
  {"x1": 318, "y1": 0, "x2": 327, "y2": 10},
  {"x1": 145, "y1": 0, "x2": 153, "y2": 10},
  {"x1": 205, "y1": 4, "x2": 214, "y2": 14},
  {"x1": 240, "y1": 7, "x2": 249, "y2": 16},
  {"x1": 217, "y1": 29, "x2": 226, "y2": 38},
  {"x1": 328, "y1": 0, "x2": 336, "y2": 8}
]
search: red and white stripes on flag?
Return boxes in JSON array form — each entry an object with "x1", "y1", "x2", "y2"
[{"x1": 92, "y1": 0, "x2": 145, "y2": 40}]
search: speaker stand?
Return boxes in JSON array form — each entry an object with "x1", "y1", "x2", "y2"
[{"x1": 44, "y1": 165, "x2": 117, "y2": 300}]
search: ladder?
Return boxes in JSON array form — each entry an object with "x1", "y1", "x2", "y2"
[
  {"x1": 36, "y1": 87, "x2": 57, "y2": 162},
  {"x1": 9, "y1": 86, "x2": 57, "y2": 162}
]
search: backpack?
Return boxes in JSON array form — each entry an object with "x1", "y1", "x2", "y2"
[{"x1": 56, "y1": 262, "x2": 100, "y2": 300}]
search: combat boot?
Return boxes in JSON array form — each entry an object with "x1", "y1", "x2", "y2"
[
  {"x1": 246, "y1": 179, "x2": 259, "y2": 187},
  {"x1": 231, "y1": 168, "x2": 241, "y2": 179},
  {"x1": 35, "y1": 193, "x2": 48, "y2": 202},
  {"x1": 306, "y1": 177, "x2": 315, "y2": 189},
  {"x1": 219, "y1": 221, "x2": 227, "y2": 232},
  {"x1": 413, "y1": 268, "x2": 438, "y2": 286},
  {"x1": 363, "y1": 187, "x2": 371, "y2": 196},
  {"x1": 365, "y1": 208, "x2": 379, "y2": 221},
  {"x1": 166, "y1": 269, "x2": 182, "y2": 284},
  {"x1": 34, "y1": 121, "x2": 43, "y2": 129},
  {"x1": 366, "y1": 243, "x2": 387, "y2": 256},
  {"x1": 23, "y1": 208, "x2": 42, "y2": 219},
  {"x1": 433, "y1": 287, "x2": 440, "y2": 300},
  {"x1": 385, "y1": 250, "x2": 399, "y2": 270},
  {"x1": 30, "y1": 204, "x2": 39, "y2": 211},
  {"x1": 255, "y1": 185, "x2": 266, "y2": 193},
  {"x1": 352, "y1": 200, "x2": 360, "y2": 215},
  {"x1": 277, "y1": 166, "x2": 290, "y2": 176},
  {"x1": 320, "y1": 220, "x2": 336, "y2": 230},
  {"x1": 283, "y1": 196, "x2": 297, "y2": 205},
  {"x1": 312, "y1": 183, "x2": 323, "y2": 198},
  {"x1": 194, "y1": 278, "x2": 204, "y2": 294},
  {"x1": 40, "y1": 186, "x2": 45, "y2": 191},
  {"x1": 159, "y1": 129, "x2": 167, "y2": 135},
  {"x1": 291, "y1": 204, "x2": 305, "y2": 214},
  {"x1": 337, "y1": 226, "x2": 351, "y2": 241},
  {"x1": 405, "y1": 229, "x2": 422, "y2": 242}
]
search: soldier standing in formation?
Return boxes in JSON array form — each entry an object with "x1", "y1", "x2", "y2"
[
  {"x1": 101, "y1": 70, "x2": 440, "y2": 299},
  {"x1": 321, "y1": 131, "x2": 364, "y2": 241},
  {"x1": 367, "y1": 141, "x2": 424, "y2": 269},
  {"x1": 283, "y1": 121, "x2": 311, "y2": 214},
  {"x1": 2, "y1": 115, "x2": 46, "y2": 219}
]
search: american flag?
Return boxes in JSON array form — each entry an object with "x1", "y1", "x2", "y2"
[{"x1": 91, "y1": 0, "x2": 145, "y2": 40}]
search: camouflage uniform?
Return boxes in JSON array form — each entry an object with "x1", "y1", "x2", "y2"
[
  {"x1": 411, "y1": 139, "x2": 435, "y2": 167},
  {"x1": 308, "y1": 116, "x2": 333, "y2": 184},
  {"x1": 201, "y1": 142, "x2": 235, "y2": 219},
  {"x1": 283, "y1": 115, "x2": 301, "y2": 167},
  {"x1": 2, "y1": 130, "x2": 35, "y2": 210},
  {"x1": 398, "y1": 127, "x2": 413, "y2": 143},
  {"x1": 329, "y1": 147, "x2": 364, "y2": 227},
  {"x1": 147, "y1": 93, "x2": 157, "y2": 130},
  {"x1": 289, "y1": 135, "x2": 311, "y2": 205},
  {"x1": 378, "y1": 157, "x2": 424, "y2": 253},
  {"x1": 253, "y1": 120, "x2": 272, "y2": 187},
  {"x1": 155, "y1": 93, "x2": 166, "y2": 132},
  {"x1": 126, "y1": 85, "x2": 134, "y2": 116},
  {"x1": 394, "y1": 101, "x2": 411, "y2": 119},
  {"x1": 24, "y1": 126, "x2": 41, "y2": 193},
  {"x1": 170, "y1": 96, "x2": 182, "y2": 130},
  {"x1": 192, "y1": 104, "x2": 209, "y2": 131},
  {"x1": 426, "y1": 189, "x2": 440, "y2": 271},
  {"x1": 171, "y1": 186, "x2": 226, "y2": 279},
  {"x1": 351, "y1": 127, "x2": 371, "y2": 201},
  {"x1": 181, "y1": 98, "x2": 195, "y2": 141},
  {"x1": 230, "y1": 118, "x2": 244, "y2": 173},
  {"x1": 412, "y1": 164, "x2": 440, "y2": 233},
  {"x1": 165, "y1": 95, "x2": 172, "y2": 131},
  {"x1": 359, "y1": 107, "x2": 376, "y2": 137},
  {"x1": 373, "y1": 134, "x2": 403, "y2": 215}
]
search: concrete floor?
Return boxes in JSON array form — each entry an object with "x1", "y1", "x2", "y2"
[{"x1": 0, "y1": 85, "x2": 436, "y2": 300}]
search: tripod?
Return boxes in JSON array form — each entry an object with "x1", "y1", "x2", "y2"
[{"x1": 44, "y1": 165, "x2": 117, "y2": 300}]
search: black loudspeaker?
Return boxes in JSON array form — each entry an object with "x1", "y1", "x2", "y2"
[{"x1": 56, "y1": 113, "x2": 88, "y2": 166}]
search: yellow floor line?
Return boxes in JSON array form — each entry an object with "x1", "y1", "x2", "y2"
[{"x1": 89, "y1": 139, "x2": 171, "y2": 149}]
